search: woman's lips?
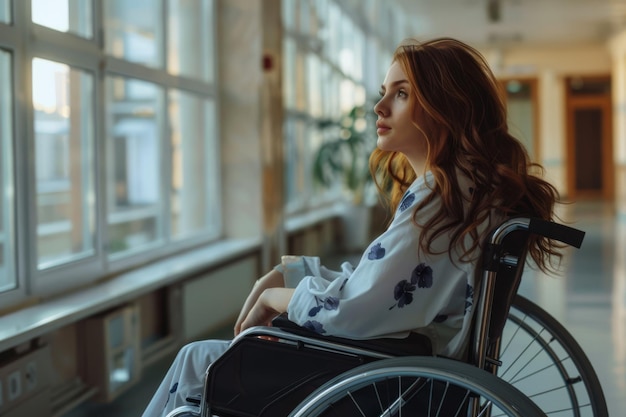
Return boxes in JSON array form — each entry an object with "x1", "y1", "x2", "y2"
[
  {"x1": 377, "y1": 125, "x2": 391, "y2": 135},
  {"x1": 376, "y1": 121, "x2": 390, "y2": 135}
]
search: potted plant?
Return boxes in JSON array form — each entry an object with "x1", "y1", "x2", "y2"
[
  {"x1": 312, "y1": 104, "x2": 377, "y2": 205},
  {"x1": 312, "y1": 104, "x2": 378, "y2": 251}
]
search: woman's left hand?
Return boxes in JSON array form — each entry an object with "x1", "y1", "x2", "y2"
[{"x1": 238, "y1": 288, "x2": 295, "y2": 334}]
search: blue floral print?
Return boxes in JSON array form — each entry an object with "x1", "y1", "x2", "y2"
[
  {"x1": 163, "y1": 382, "x2": 178, "y2": 409},
  {"x1": 308, "y1": 296, "x2": 340, "y2": 317},
  {"x1": 367, "y1": 243, "x2": 386, "y2": 260},
  {"x1": 399, "y1": 192, "x2": 416, "y2": 212},
  {"x1": 303, "y1": 320, "x2": 326, "y2": 334},
  {"x1": 412, "y1": 263, "x2": 434, "y2": 288},
  {"x1": 389, "y1": 263, "x2": 434, "y2": 309},
  {"x1": 391, "y1": 280, "x2": 416, "y2": 309}
]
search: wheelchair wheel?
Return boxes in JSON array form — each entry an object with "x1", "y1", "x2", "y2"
[
  {"x1": 500, "y1": 294, "x2": 608, "y2": 417},
  {"x1": 289, "y1": 356, "x2": 546, "y2": 417}
]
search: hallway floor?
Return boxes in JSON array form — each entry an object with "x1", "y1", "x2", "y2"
[{"x1": 63, "y1": 200, "x2": 625, "y2": 417}]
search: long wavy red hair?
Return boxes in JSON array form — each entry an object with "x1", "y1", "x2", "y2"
[{"x1": 369, "y1": 38, "x2": 562, "y2": 272}]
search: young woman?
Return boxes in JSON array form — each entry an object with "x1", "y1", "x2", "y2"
[{"x1": 141, "y1": 37, "x2": 561, "y2": 417}]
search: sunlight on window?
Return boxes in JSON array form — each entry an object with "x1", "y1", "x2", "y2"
[
  {"x1": 31, "y1": 0, "x2": 92, "y2": 38},
  {"x1": 32, "y1": 59, "x2": 69, "y2": 113},
  {"x1": 32, "y1": 0, "x2": 69, "y2": 31}
]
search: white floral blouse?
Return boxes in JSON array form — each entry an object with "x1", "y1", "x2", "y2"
[{"x1": 281, "y1": 171, "x2": 497, "y2": 359}]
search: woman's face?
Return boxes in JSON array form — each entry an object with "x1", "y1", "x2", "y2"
[{"x1": 374, "y1": 61, "x2": 429, "y2": 172}]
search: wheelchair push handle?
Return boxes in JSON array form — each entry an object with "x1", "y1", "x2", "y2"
[{"x1": 528, "y1": 218, "x2": 585, "y2": 249}]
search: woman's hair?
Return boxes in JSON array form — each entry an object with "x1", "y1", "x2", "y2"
[{"x1": 369, "y1": 37, "x2": 562, "y2": 272}]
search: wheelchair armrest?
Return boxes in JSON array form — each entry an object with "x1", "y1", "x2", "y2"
[{"x1": 271, "y1": 314, "x2": 432, "y2": 357}]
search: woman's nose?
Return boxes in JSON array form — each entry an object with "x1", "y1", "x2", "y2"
[{"x1": 374, "y1": 99, "x2": 387, "y2": 117}]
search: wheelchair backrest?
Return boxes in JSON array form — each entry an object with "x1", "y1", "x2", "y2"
[{"x1": 470, "y1": 217, "x2": 585, "y2": 373}]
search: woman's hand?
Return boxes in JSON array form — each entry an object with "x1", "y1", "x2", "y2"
[
  {"x1": 238, "y1": 288, "x2": 295, "y2": 334},
  {"x1": 234, "y1": 269, "x2": 285, "y2": 336}
]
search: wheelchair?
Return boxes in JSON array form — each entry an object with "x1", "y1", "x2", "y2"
[{"x1": 168, "y1": 217, "x2": 608, "y2": 417}]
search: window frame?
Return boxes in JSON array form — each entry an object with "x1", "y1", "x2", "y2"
[{"x1": 0, "y1": 0, "x2": 222, "y2": 307}]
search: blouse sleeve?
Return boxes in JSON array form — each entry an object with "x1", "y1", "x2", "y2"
[{"x1": 286, "y1": 180, "x2": 477, "y2": 351}]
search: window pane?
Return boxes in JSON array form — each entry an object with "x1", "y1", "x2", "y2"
[
  {"x1": 167, "y1": 0, "x2": 214, "y2": 82},
  {"x1": 284, "y1": 119, "x2": 307, "y2": 210},
  {"x1": 307, "y1": 53, "x2": 322, "y2": 117},
  {"x1": 0, "y1": 50, "x2": 15, "y2": 291},
  {"x1": 0, "y1": 0, "x2": 10, "y2": 24},
  {"x1": 106, "y1": 76, "x2": 163, "y2": 255},
  {"x1": 169, "y1": 90, "x2": 219, "y2": 240},
  {"x1": 32, "y1": 58, "x2": 96, "y2": 269},
  {"x1": 104, "y1": 0, "x2": 163, "y2": 68},
  {"x1": 31, "y1": 0, "x2": 93, "y2": 38}
]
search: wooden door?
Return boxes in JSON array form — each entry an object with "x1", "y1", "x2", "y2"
[{"x1": 565, "y1": 77, "x2": 613, "y2": 200}]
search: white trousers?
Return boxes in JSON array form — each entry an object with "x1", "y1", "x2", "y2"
[{"x1": 141, "y1": 339, "x2": 231, "y2": 417}]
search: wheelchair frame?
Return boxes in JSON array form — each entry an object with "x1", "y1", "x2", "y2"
[{"x1": 166, "y1": 217, "x2": 607, "y2": 417}]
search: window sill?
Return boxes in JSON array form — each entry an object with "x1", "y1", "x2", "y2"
[
  {"x1": 285, "y1": 201, "x2": 346, "y2": 233},
  {"x1": 0, "y1": 237, "x2": 262, "y2": 353}
]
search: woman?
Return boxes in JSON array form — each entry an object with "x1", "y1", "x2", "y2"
[{"x1": 142, "y1": 37, "x2": 561, "y2": 417}]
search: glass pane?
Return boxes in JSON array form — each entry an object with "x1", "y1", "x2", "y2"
[
  {"x1": 307, "y1": 53, "x2": 321, "y2": 117},
  {"x1": 169, "y1": 90, "x2": 219, "y2": 240},
  {"x1": 32, "y1": 58, "x2": 96, "y2": 269},
  {"x1": 281, "y1": 0, "x2": 295, "y2": 31},
  {"x1": 284, "y1": 119, "x2": 307, "y2": 210},
  {"x1": 0, "y1": 50, "x2": 15, "y2": 291},
  {"x1": 106, "y1": 76, "x2": 163, "y2": 255},
  {"x1": 104, "y1": 0, "x2": 163, "y2": 68},
  {"x1": 167, "y1": 0, "x2": 214, "y2": 82},
  {"x1": 31, "y1": 0, "x2": 93, "y2": 38},
  {"x1": 283, "y1": 37, "x2": 296, "y2": 109},
  {"x1": 0, "y1": 0, "x2": 11, "y2": 24}
]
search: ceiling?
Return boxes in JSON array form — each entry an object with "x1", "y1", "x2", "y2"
[{"x1": 395, "y1": 0, "x2": 626, "y2": 48}]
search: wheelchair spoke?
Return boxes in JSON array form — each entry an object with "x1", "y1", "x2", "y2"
[
  {"x1": 495, "y1": 295, "x2": 610, "y2": 417},
  {"x1": 288, "y1": 357, "x2": 547, "y2": 416},
  {"x1": 347, "y1": 391, "x2": 367, "y2": 416}
]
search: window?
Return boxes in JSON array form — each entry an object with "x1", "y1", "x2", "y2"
[
  {"x1": 0, "y1": 49, "x2": 15, "y2": 292},
  {"x1": 105, "y1": 76, "x2": 163, "y2": 256},
  {"x1": 33, "y1": 58, "x2": 96, "y2": 269},
  {"x1": 168, "y1": 0, "x2": 214, "y2": 82},
  {"x1": 0, "y1": 0, "x2": 10, "y2": 24},
  {"x1": 31, "y1": 0, "x2": 92, "y2": 38},
  {"x1": 168, "y1": 90, "x2": 220, "y2": 241},
  {"x1": 0, "y1": 0, "x2": 219, "y2": 307},
  {"x1": 282, "y1": 0, "x2": 373, "y2": 212},
  {"x1": 104, "y1": 0, "x2": 163, "y2": 68}
]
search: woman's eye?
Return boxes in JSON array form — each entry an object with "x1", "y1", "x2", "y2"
[{"x1": 397, "y1": 90, "x2": 408, "y2": 98}]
